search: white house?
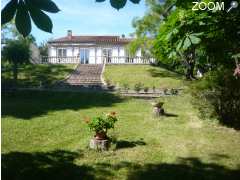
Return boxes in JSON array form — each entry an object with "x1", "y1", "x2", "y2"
[{"x1": 45, "y1": 30, "x2": 154, "y2": 64}]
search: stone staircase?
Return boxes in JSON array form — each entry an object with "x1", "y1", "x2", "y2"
[{"x1": 56, "y1": 64, "x2": 105, "y2": 90}]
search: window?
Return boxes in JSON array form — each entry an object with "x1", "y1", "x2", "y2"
[
  {"x1": 57, "y1": 48, "x2": 67, "y2": 57},
  {"x1": 103, "y1": 49, "x2": 112, "y2": 63},
  {"x1": 79, "y1": 48, "x2": 89, "y2": 64}
]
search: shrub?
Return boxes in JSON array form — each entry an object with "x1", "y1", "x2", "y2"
[
  {"x1": 134, "y1": 82, "x2": 144, "y2": 93},
  {"x1": 191, "y1": 68, "x2": 240, "y2": 129},
  {"x1": 143, "y1": 86, "x2": 149, "y2": 93},
  {"x1": 123, "y1": 83, "x2": 130, "y2": 92}
]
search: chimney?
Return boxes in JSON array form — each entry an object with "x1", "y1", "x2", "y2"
[{"x1": 67, "y1": 30, "x2": 72, "y2": 39}]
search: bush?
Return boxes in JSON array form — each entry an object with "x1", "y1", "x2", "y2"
[
  {"x1": 143, "y1": 86, "x2": 149, "y2": 93},
  {"x1": 191, "y1": 68, "x2": 240, "y2": 129},
  {"x1": 134, "y1": 82, "x2": 144, "y2": 93}
]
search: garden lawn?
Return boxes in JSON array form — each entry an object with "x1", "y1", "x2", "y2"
[
  {"x1": 2, "y1": 90, "x2": 240, "y2": 180},
  {"x1": 104, "y1": 64, "x2": 185, "y2": 89},
  {"x1": 1, "y1": 63, "x2": 76, "y2": 87}
]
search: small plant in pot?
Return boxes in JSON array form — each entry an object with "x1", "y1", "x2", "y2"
[
  {"x1": 134, "y1": 82, "x2": 143, "y2": 93},
  {"x1": 163, "y1": 88, "x2": 168, "y2": 95},
  {"x1": 152, "y1": 86, "x2": 156, "y2": 93},
  {"x1": 170, "y1": 88, "x2": 178, "y2": 95},
  {"x1": 85, "y1": 112, "x2": 118, "y2": 140},
  {"x1": 143, "y1": 86, "x2": 149, "y2": 93},
  {"x1": 123, "y1": 83, "x2": 130, "y2": 93},
  {"x1": 152, "y1": 101, "x2": 165, "y2": 117}
]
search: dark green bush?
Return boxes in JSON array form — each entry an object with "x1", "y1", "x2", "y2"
[{"x1": 191, "y1": 68, "x2": 240, "y2": 129}]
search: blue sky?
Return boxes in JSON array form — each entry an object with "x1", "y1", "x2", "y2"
[{"x1": 2, "y1": 0, "x2": 147, "y2": 44}]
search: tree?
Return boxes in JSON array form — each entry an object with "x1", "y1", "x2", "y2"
[
  {"x1": 39, "y1": 41, "x2": 49, "y2": 57},
  {"x1": 2, "y1": 40, "x2": 30, "y2": 85},
  {"x1": 128, "y1": 0, "x2": 175, "y2": 56},
  {"x1": 1, "y1": 0, "x2": 141, "y2": 37}
]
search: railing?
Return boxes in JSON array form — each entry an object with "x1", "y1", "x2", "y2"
[
  {"x1": 41, "y1": 56, "x2": 79, "y2": 64},
  {"x1": 41, "y1": 56, "x2": 155, "y2": 64}
]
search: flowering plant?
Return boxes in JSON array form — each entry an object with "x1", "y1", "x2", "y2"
[
  {"x1": 84, "y1": 112, "x2": 118, "y2": 134},
  {"x1": 152, "y1": 101, "x2": 164, "y2": 108}
]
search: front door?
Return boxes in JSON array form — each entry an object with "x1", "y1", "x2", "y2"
[{"x1": 80, "y1": 49, "x2": 89, "y2": 64}]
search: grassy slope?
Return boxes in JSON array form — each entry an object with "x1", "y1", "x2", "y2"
[
  {"x1": 104, "y1": 64, "x2": 185, "y2": 89},
  {"x1": 2, "y1": 90, "x2": 240, "y2": 180},
  {"x1": 1, "y1": 63, "x2": 76, "y2": 87}
]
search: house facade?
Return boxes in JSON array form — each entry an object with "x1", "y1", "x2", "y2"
[{"x1": 45, "y1": 30, "x2": 154, "y2": 64}]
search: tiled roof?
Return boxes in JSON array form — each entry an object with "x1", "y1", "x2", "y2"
[{"x1": 48, "y1": 35, "x2": 133, "y2": 44}]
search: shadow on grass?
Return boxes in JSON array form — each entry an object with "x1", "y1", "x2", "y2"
[
  {"x1": 147, "y1": 67, "x2": 182, "y2": 79},
  {"x1": 164, "y1": 112, "x2": 178, "y2": 117},
  {"x1": 2, "y1": 90, "x2": 124, "y2": 119},
  {"x1": 1, "y1": 64, "x2": 74, "y2": 88},
  {"x1": 2, "y1": 150, "x2": 240, "y2": 180},
  {"x1": 116, "y1": 139, "x2": 146, "y2": 149}
]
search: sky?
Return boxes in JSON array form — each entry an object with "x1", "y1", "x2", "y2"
[{"x1": 1, "y1": 0, "x2": 147, "y2": 44}]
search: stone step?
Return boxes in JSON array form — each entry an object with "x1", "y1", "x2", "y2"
[{"x1": 60, "y1": 64, "x2": 104, "y2": 89}]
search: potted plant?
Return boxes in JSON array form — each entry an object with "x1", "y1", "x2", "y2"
[
  {"x1": 85, "y1": 112, "x2": 118, "y2": 140},
  {"x1": 163, "y1": 88, "x2": 168, "y2": 95},
  {"x1": 152, "y1": 86, "x2": 156, "y2": 93},
  {"x1": 143, "y1": 86, "x2": 149, "y2": 93},
  {"x1": 152, "y1": 101, "x2": 164, "y2": 116},
  {"x1": 123, "y1": 83, "x2": 130, "y2": 93},
  {"x1": 170, "y1": 88, "x2": 178, "y2": 95},
  {"x1": 134, "y1": 82, "x2": 143, "y2": 93}
]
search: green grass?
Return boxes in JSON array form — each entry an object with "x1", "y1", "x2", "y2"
[
  {"x1": 104, "y1": 65, "x2": 185, "y2": 89},
  {"x1": 2, "y1": 90, "x2": 240, "y2": 180},
  {"x1": 1, "y1": 63, "x2": 76, "y2": 87}
]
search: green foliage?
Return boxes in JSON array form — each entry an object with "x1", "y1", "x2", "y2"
[
  {"x1": 2, "y1": 0, "x2": 142, "y2": 36},
  {"x1": 134, "y1": 82, "x2": 144, "y2": 92},
  {"x1": 39, "y1": 41, "x2": 49, "y2": 56},
  {"x1": 2, "y1": 40, "x2": 30, "y2": 65},
  {"x1": 143, "y1": 86, "x2": 149, "y2": 93},
  {"x1": 85, "y1": 112, "x2": 118, "y2": 133},
  {"x1": 1, "y1": 0, "x2": 59, "y2": 36},
  {"x1": 152, "y1": 101, "x2": 164, "y2": 108},
  {"x1": 96, "y1": 0, "x2": 141, "y2": 10},
  {"x1": 170, "y1": 88, "x2": 178, "y2": 95},
  {"x1": 191, "y1": 68, "x2": 240, "y2": 129},
  {"x1": 1, "y1": 0, "x2": 18, "y2": 25},
  {"x1": 123, "y1": 83, "x2": 130, "y2": 92},
  {"x1": 128, "y1": 0, "x2": 175, "y2": 56},
  {"x1": 2, "y1": 40, "x2": 30, "y2": 83}
]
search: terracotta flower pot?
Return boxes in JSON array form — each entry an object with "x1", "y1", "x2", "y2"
[
  {"x1": 153, "y1": 107, "x2": 164, "y2": 117},
  {"x1": 95, "y1": 132, "x2": 107, "y2": 140}
]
